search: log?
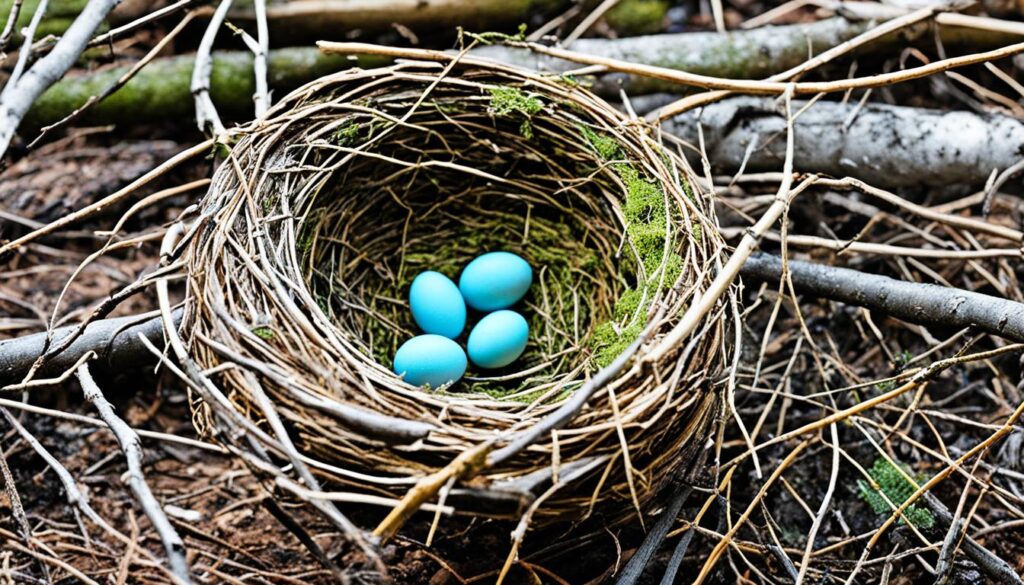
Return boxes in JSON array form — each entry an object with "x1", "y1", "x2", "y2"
[
  {"x1": 650, "y1": 96, "x2": 1024, "y2": 188},
  {"x1": 22, "y1": 48, "x2": 388, "y2": 130}
]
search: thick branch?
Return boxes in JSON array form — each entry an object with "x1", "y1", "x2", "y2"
[
  {"x1": 651, "y1": 96, "x2": 1024, "y2": 189},
  {"x1": 472, "y1": 16, "x2": 1019, "y2": 97},
  {"x1": 741, "y1": 252, "x2": 1024, "y2": 342},
  {"x1": 0, "y1": 309, "x2": 175, "y2": 387}
]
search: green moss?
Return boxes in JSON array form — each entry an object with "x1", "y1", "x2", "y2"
[
  {"x1": 605, "y1": 0, "x2": 668, "y2": 35},
  {"x1": 579, "y1": 125, "x2": 621, "y2": 161},
  {"x1": 589, "y1": 157, "x2": 685, "y2": 368},
  {"x1": 857, "y1": 458, "x2": 935, "y2": 529},
  {"x1": 489, "y1": 87, "x2": 543, "y2": 138}
]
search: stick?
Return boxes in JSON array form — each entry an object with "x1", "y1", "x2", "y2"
[
  {"x1": 740, "y1": 252, "x2": 1024, "y2": 343},
  {"x1": 0, "y1": 0, "x2": 119, "y2": 158},
  {"x1": 76, "y1": 362, "x2": 192, "y2": 583}
]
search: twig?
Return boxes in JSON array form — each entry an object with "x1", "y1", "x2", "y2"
[
  {"x1": 0, "y1": 0, "x2": 119, "y2": 159},
  {"x1": 740, "y1": 253, "x2": 1024, "y2": 343},
  {"x1": 0, "y1": 0, "x2": 23, "y2": 51},
  {"x1": 76, "y1": 363, "x2": 192, "y2": 583},
  {"x1": 646, "y1": 88, "x2": 803, "y2": 363},
  {"x1": 191, "y1": 0, "x2": 232, "y2": 134},
  {"x1": 0, "y1": 139, "x2": 213, "y2": 259}
]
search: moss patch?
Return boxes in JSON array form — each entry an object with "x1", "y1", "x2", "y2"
[
  {"x1": 581, "y1": 127, "x2": 685, "y2": 367},
  {"x1": 489, "y1": 87, "x2": 544, "y2": 138}
]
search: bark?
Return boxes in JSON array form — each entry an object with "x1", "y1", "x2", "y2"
[
  {"x1": 741, "y1": 252, "x2": 1024, "y2": 342},
  {"x1": 475, "y1": 17, "x2": 871, "y2": 96},
  {"x1": 652, "y1": 96, "x2": 1024, "y2": 189},
  {"x1": 22, "y1": 48, "x2": 388, "y2": 130}
]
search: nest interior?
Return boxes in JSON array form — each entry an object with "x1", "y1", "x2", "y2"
[{"x1": 180, "y1": 58, "x2": 725, "y2": 526}]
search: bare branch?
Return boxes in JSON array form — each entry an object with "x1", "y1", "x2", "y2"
[
  {"x1": 191, "y1": 0, "x2": 232, "y2": 134},
  {"x1": 741, "y1": 252, "x2": 1024, "y2": 342}
]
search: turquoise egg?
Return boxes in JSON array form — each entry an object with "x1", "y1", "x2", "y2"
[
  {"x1": 393, "y1": 335, "x2": 467, "y2": 387},
  {"x1": 467, "y1": 310, "x2": 529, "y2": 369},
  {"x1": 458, "y1": 251, "x2": 533, "y2": 312},
  {"x1": 409, "y1": 271, "x2": 466, "y2": 338}
]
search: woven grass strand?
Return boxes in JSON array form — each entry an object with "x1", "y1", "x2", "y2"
[{"x1": 176, "y1": 57, "x2": 727, "y2": 531}]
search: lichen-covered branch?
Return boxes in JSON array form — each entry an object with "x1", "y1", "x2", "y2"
[
  {"x1": 652, "y1": 96, "x2": 1024, "y2": 188},
  {"x1": 230, "y1": 0, "x2": 569, "y2": 41}
]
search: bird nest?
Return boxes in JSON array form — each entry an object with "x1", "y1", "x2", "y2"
[{"x1": 174, "y1": 55, "x2": 726, "y2": 532}]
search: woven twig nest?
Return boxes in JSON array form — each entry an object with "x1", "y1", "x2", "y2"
[{"x1": 176, "y1": 53, "x2": 725, "y2": 532}]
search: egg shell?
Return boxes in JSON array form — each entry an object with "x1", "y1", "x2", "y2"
[
  {"x1": 458, "y1": 251, "x2": 532, "y2": 312},
  {"x1": 393, "y1": 335, "x2": 467, "y2": 387},
  {"x1": 467, "y1": 310, "x2": 529, "y2": 369},
  {"x1": 409, "y1": 271, "x2": 466, "y2": 338}
]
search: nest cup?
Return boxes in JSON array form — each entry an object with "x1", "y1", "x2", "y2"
[{"x1": 180, "y1": 57, "x2": 725, "y2": 527}]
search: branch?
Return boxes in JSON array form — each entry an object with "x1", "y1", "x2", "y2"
[
  {"x1": 76, "y1": 362, "x2": 192, "y2": 583},
  {"x1": 0, "y1": 309, "x2": 177, "y2": 387},
  {"x1": 191, "y1": 0, "x2": 232, "y2": 134},
  {"x1": 0, "y1": 0, "x2": 119, "y2": 158},
  {"x1": 649, "y1": 96, "x2": 1024, "y2": 189},
  {"x1": 472, "y1": 14, "x2": 1021, "y2": 97},
  {"x1": 740, "y1": 252, "x2": 1024, "y2": 342}
]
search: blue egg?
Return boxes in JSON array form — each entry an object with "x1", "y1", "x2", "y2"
[
  {"x1": 409, "y1": 271, "x2": 466, "y2": 338},
  {"x1": 467, "y1": 310, "x2": 529, "y2": 369},
  {"x1": 393, "y1": 335, "x2": 467, "y2": 387},
  {"x1": 458, "y1": 252, "x2": 532, "y2": 312}
]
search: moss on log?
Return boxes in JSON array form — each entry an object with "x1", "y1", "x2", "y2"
[{"x1": 22, "y1": 48, "x2": 388, "y2": 130}]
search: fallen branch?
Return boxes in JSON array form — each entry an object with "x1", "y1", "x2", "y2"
[
  {"x1": 76, "y1": 362, "x2": 192, "y2": 583},
  {"x1": 649, "y1": 96, "x2": 1024, "y2": 189},
  {"x1": 473, "y1": 14, "x2": 1021, "y2": 97},
  {"x1": 740, "y1": 252, "x2": 1024, "y2": 342},
  {"x1": 22, "y1": 48, "x2": 382, "y2": 131},
  {"x1": 0, "y1": 309, "x2": 176, "y2": 387}
]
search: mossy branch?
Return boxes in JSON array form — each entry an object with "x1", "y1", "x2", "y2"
[{"x1": 22, "y1": 47, "x2": 390, "y2": 131}]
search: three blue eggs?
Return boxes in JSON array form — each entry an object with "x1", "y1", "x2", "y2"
[{"x1": 392, "y1": 251, "x2": 533, "y2": 387}]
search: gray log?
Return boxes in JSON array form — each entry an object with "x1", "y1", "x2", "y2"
[{"x1": 653, "y1": 96, "x2": 1024, "y2": 189}]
